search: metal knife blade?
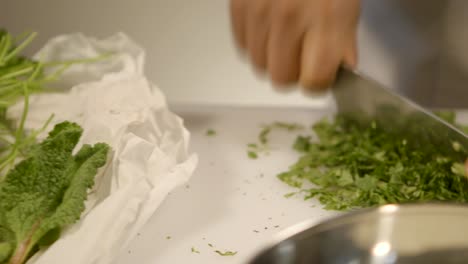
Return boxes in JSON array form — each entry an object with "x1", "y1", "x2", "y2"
[{"x1": 332, "y1": 67, "x2": 468, "y2": 161}]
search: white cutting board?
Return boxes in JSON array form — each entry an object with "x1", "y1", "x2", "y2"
[
  {"x1": 115, "y1": 105, "x2": 341, "y2": 264},
  {"x1": 116, "y1": 106, "x2": 468, "y2": 264}
]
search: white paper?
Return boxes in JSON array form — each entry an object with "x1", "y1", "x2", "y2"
[{"x1": 8, "y1": 33, "x2": 197, "y2": 264}]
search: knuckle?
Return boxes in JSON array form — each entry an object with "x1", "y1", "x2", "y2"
[{"x1": 274, "y1": 2, "x2": 299, "y2": 24}]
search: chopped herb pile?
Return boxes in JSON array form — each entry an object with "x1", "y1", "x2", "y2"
[
  {"x1": 0, "y1": 122, "x2": 109, "y2": 264},
  {"x1": 278, "y1": 115, "x2": 468, "y2": 211}
]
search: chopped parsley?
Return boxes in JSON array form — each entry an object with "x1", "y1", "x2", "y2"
[
  {"x1": 277, "y1": 115, "x2": 468, "y2": 211},
  {"x1": 206, "y1": 129, "x2": 216, "y2": 136},
  {"x1": 248, "y1": 151, "x2": 258, "y2": 159},
  {"x1": 248, "y1": 122, "x2": 304, "y2": 159},
  {"x1": 284, "y1": 192, "x2": 297, "y2": 198},
  {"x1": 259, "y1": 122, "x2": 304, "y2": 145},
  {"x1": 191, "y1": 247, "x2": 200, "y2": 254},
  {"x1": 215, "y1": 250, "x2": 237, "y2": 256},
  {"x1": 435, "y1": 111, "x2": 468, "y2": 134}
]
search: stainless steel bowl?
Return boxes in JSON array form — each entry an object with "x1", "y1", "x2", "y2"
[{"x1": 249, "y1": 203, "x2": 468, "y2": 264}]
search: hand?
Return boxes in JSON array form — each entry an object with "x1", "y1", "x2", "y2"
[{"x1": 230, "y1": 0, "x2": 360, "y2": 90}]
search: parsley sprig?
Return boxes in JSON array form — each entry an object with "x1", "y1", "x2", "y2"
[{"x1": 0, "y1": 30, "x2": 110, "y2": 179}]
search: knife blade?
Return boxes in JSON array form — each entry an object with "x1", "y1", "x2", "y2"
[{"x1": 332, "y1": 67, "x2": 468, "y2": 161}]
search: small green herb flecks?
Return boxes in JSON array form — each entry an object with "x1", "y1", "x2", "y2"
[
  {"x1": 208, "y1": 243, "x2": 213, "y2": 248},
  {"x1": 284, "y1": 192, "x2": 297, "y2": 198},
  {"x1": 247, "y1": 143, "x2": 258, "y2": 148},
  {"x1": 259, "y1": 127, "x2": 271, "y2": 145},
  {"x1": 191, "y1": 247, "x2": 200, "y2": 254},
  {"x1": 215, "y1": 250, "x2": 237, "y2": 256},
  {"x1": 248, "y1": 151, "x2": 258, "y2": 159},
  {"x1": 259, "y1": 122, "x2": 303, "y2": 145},
  {"x1": 206, "y1": 129, "x2": 216, "y2": 136},
  {"x1": 248, "y1": 122, "x2": 304, "y2": 159}
]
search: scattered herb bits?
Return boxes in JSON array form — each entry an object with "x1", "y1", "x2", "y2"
[
  {"x1": 191, "y1": 247, "x2": 200, "y2": 254},
  {"x1": 215, "y1": 250, "x2": 237, "y2": 256},
  {"x1": 248, "y1": 122, "x2": 304, "y2": 159},
  {"x1": 248, "y1": 151, "x2": 258, "y2": 159},
  {"x1": 206, "y1": 129, "x2": 216, "y2": 136}
]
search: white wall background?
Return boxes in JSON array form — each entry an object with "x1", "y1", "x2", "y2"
[{"x1": 2, "y1": 0, "x2": 467, "y2": 107}]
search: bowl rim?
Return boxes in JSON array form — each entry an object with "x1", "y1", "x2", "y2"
[{"x1": 247, "y1": 202, "x2": 468, "y2": 263}]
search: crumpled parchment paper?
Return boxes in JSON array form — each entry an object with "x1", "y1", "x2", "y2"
[{"x1": 8, "y1": 33, "x2": 198, "y2": 264}]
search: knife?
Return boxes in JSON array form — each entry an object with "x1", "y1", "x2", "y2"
[{"x1": 332, "y1": 67, "x2": 468, "y2": 161}]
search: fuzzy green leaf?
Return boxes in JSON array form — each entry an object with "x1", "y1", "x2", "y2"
[{"x1": 0, "y1": 122, "x2": 109, "y2": 264}]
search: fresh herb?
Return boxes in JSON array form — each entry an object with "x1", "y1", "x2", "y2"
[
  {"x1": 259, "y1": 122, "x2": 303, "y2": 145},
  {"x1": 259, "y1": 127, "x2": 271, "y2": 145},
  {"x1": 215, "y1": 250, "x2": 237, "y2": 256},
  {"x1": 0, "y1": 122, "x2": 109, "y2": 264},
  {"x1": 0, "y1": 30, "x2": 109, "y2": 178},
  {"x1": 191, "y1": 247, "x2": 200, "y2": 254},
  {"x1": 435, "y1": 110, "x2": 468, "y2": 134},
  {"x1": 284, "y1": 192, "x2": 297, "y2": 198},
  {"x1": 247, "y1": 151, "x2": 258, "y2": 159},
  {"x1": 208, "y1": 243, "x2": 213, "y2": 248},
  {"x1": 206, "y1": 129, "x2": 216, "y2": 137},
  {"x1": 248, "y1": 122, "x2": 304, "y2": 159},
  {"x1": 277, "y1": 115, "x2": 468, "y2": 211},
  {"x1": 247, "y1": 143, "x2": 258, "y2": 148}
]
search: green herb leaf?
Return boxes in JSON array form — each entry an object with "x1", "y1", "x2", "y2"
[
  {"x1": 191, "y1": 247, "x2": 200, "y2": 254},
  {"x1": 0, "y1": 122, "x2": 109, "y2": 264}
]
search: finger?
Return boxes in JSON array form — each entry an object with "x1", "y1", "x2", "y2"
[
  {"x1": 342, "y1": 35, "x2": 358, "y2": 68},
  {"x1": 267, "y1": 6, "x2": 304, "y2": 87},
  {"x1": 300, "y1": 31, "x2": 341, "y2": 90},
  {"x1": 246, "y1": 0, "x2": 271, "y2": 70},
  {"x1": 230, "y1": 0, "x2": 248, "y2": 49}
]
